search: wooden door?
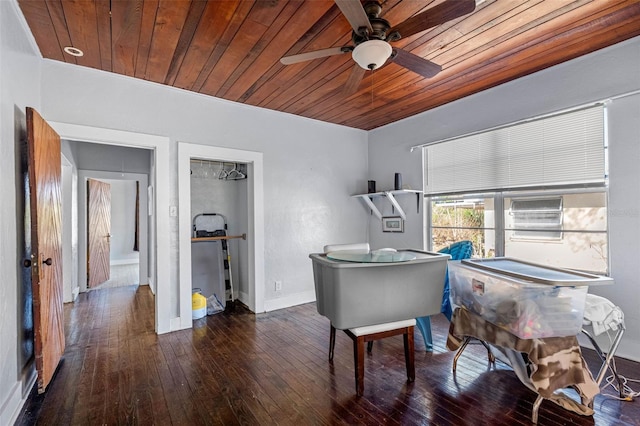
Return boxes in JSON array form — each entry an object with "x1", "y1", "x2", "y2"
[
  {"x1": 87, "y1": 179, "x2": 111, "y2": 287},
  {"x1": 26, "y1": 107, "x2": 65, "y2": 394}
]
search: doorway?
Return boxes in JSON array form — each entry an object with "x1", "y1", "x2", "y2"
[
  {"x1": 49, "y1": 121, "x2": 173, "y2": 334},
  {"x1": 190, "y1": 160, "x2": 248, "y2": 306},
  {"x1": 77, "y1": 171, "x2": 149, "y2": 294},
  {"x1": 91, "y1": 179, "x2": 141, "y2": 291},
  {"x1": 178, "y1": 142, "x2": 265, "y2": 316},
  {"x1": 61, "y1": 149, "x2": 150, "y2": 298}
]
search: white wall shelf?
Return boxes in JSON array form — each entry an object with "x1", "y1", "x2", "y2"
[{"x1": 352, "y1": 189, "x2": 423, "y2": 220}]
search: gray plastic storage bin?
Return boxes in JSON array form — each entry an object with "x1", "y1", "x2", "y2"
[{"x1": 309, "y1": 249, "x2": 450, "y2": 330}]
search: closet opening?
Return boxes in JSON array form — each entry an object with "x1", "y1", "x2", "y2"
[{"x1": 190, "y1": 159, "x2": 249, "y2": 317}]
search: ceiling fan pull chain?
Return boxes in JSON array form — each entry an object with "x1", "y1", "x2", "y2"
[{"x1": 371, "y1": 69, "x2": 374, "y2": 106}]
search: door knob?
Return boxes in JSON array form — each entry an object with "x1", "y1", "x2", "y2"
[
  {"x1": 43, "y1": 257, "x2": 52, "y2": 266},
  {"x1": 23, "y1": 259, "x2": 32, "y2": 268}
]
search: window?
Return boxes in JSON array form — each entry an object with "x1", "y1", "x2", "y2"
[
  {"x1": 431, "y1": 195, "x2": 493, "y2": 257},
  {"x1": 429, "y1": 191, "x2": 608, "y2": 273},
  {"x1": 424, "y1": 105, "x2": 608, "y2": 274},
  {"x1": 509, "y1": 197, "x2": 562, "y2": 239},
  {"x1": 504, "y1": 191, "x2": 608, "y2": 273}
]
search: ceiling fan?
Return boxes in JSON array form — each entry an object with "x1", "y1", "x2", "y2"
[{"x1": 280, "y1": 0, "x2": 476, "y2": 94}]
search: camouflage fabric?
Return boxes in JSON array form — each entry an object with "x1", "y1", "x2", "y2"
[{"x1": 447, "y1": 307, "x2": 599, "y2": 416}]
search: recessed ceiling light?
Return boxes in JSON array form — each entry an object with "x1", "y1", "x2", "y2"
[{"x1": 63, "y1": 46, "x2": 84, "y2": 57}]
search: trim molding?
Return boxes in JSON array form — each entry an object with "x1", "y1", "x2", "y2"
[
  {"x1": 263, "y1": 290, "x2": 316, "y2": 313},
  {"x1": 1, "y1": 369, "x2": 36, "y2": 426}
]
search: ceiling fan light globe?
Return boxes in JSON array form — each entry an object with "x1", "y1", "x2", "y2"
[{"x1": 352, "y1": 40, "x2": 392, "y2": 70}]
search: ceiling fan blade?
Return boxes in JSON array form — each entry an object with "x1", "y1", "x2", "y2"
[
  {"x1": 343, "y1": 65, "x2": 366, "y2": 95},
  {"x1": 388, "y1": 0, "x2": 476, "y2": 40},
  {"x1": 280, "y1": 46, "x2": 351, "y2": 65},
  {"x1": 334, "y1": 0, "x2": 372, "y2": 34},
  {"x1": 391, "y1": 49, "x2": 442, "y2": 78}
]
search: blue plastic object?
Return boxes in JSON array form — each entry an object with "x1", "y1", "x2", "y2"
[
  {"x1": 415, "y1": 316, "x2": 434, "y2": 351},
  {"x1": 416, "y1": 241, "x2": 474, "y2": 351}
]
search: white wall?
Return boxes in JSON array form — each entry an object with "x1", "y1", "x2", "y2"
[
  {"x1": 38, "y1": 55, "x2": 369, "y2": 317},
  {"x1": 149, "y1": 154, "x2": 156, "y2": 294},
  {"x1": 603, "y1": 92, "x2": 640, "y2": 361},
  {"x1": 0, "y1": 2, "x2": 41, "y2": 424},
  {"x1": 61, "y1": 154, "x2": 79, "y2": 302},
  {"x1": 104, "y1": 179, "x2": 140, "y2": 264},
  {"x1": 74, "y1": 140, "x2": 151, "y2": 174},
  {"x1": 233, "y1": 173, "x2": 250, "y2": 299},
  {"x1": 60, "y1": 141, "x2": 80, "y2": 302},
  {"x1": 369, "y1": 36, "x2": 640, "y2": 361}
]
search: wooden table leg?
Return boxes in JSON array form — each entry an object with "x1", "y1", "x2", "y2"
[
  {"x1": 354, "y1": 336, "x2": 365, "y2": 396},
  {"x1": 329, "y1": 324, "x2": 336, "y2": 361},
  {"x1": 404, "y1": 326, "x2": 415, "y2": 382}
]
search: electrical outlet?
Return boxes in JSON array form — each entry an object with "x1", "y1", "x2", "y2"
[{"x1": 275, "y1": 280, "x2": 282, "y2": 291}]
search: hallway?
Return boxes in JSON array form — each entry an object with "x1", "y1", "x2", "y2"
[{"x1": 88, "y1": 263, "x2": 140, "y2": 291}]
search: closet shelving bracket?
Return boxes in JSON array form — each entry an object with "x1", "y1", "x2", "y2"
[{"x1": 351, "y1": 189, "x2": 423, "y2": 220}]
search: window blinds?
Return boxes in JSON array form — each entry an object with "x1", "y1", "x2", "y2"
[{"x1": 423, "y1": 106, "x2": 605, "y2": 195}]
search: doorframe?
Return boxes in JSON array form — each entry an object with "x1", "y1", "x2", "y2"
[
  {"x1": 178, "y1": 142, "x2": 264, "y2": 320},
  {"x1": 61, "y1": 153, "x2": 78, "y2": 303},
  {"x1": 48, "y1": 121, "x2": 173, "y2": 334}
]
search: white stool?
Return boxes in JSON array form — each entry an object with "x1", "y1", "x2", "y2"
[{"x1": 330, "y1": 319, "x2": 416, "y2": 396}]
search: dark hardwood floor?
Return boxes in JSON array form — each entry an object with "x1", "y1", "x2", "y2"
[{"x1": 17, "y1": 285, "x2": 640, "y2": 425}]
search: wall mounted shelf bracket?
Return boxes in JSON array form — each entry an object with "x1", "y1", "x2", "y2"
[{"x1": 352, "y1": 189, "x2": 422, "y2": 221}]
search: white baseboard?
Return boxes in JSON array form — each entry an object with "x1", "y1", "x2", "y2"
[
  {"x1": 578, "y1": 328, "x2": 639, "y2": 363},
  {"x1": 72, "y1": 285, "x2": 80, "y2": 301},
  {"x1": 263, "y1": 290, "x2": 316, "y2": 313},
  {"x1": 606, "y1": 338, "x2": 640, "y2": 363},
  {"x1": 237, "y1": 291, "x2": 249, "y2": 308},
  {"x1": 1, "y1": 368, "x2": 36, "y2": 426},
  {"x1": 170, "y1": 316, "x2": 192, "y2": 332},
  {"x1": 0, "y1": 381, "x2": 21, "y2": 426},
  {"x1": 170, "y1": 317, "x2": 182, "y2": 331}
]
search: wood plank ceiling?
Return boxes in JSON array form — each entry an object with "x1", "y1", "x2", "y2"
[{"x1": 17, "y1": 0, "x2": 640, "y2": 130}]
